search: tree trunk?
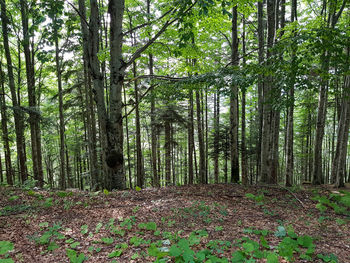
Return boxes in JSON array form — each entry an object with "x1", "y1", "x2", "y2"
[
  {"x1": 241, "y1": 16, "x2": 248, "y2": 186},
  {"x1": 20, "y1": 0, "x2": 43, "y2": 186},
  {"x1": 214, "y1": 90, "x2": 220, "y2": 184},
  {"x1": 332, "y1": 75, "x2": 350, "y2": 188},
  {"x1": 261, "y1": 0, "x2": 277, "y2": 184},
  {"x1": 54, "y1": 25, "x2": 66, "y2": 190},
  {"x1": 0, "y1": 62, "x2": 13, "y2": 185},
  {"x1": 257, "y1": 0, "x2": 264, "y2": 181},
  {"x1": 196, "y1": 90, "x2": 206, "y2": 184},
  {"x1": 79, "y1": 0, "x2": 99, "y2": 190},
  {"x1": 1, "y1": 0, "x2": 28, "y2": 184},
  {"x1": 133, "y1": 61, "x2": 144, "y2": 188},
  {"x1": 188, "y1": 89, "x2": 194, "y2": 184},
  {"x1": 230, "y1": 5, "x2": 239, "y2": 183},
  {"x1": 165, "y1": 118, "x2": 171, "y2": 185}
]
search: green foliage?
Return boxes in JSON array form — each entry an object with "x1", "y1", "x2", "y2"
[
  {"x1": 66, "y1": 249, "x2": 86, "y2": 263},
  {"x1": 0, "y1": 241, "x2": 13, "y2": 256},
  {"x1": 138, "y1": 221, "x2": 157, "y2": 231},
  {"x1": 317, "y1": 253, "x2": 338, "y2": 263}
]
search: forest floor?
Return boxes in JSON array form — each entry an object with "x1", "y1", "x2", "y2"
[{"x1": 0, "y1": 184, "x2": 349, "y2": 263}]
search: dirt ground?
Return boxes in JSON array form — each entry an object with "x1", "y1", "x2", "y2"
[{"x1": 0, "y1": 184, "x2": 349, "y2": 262}]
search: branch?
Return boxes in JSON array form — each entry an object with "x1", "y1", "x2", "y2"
[
  {"x1": 122, "y1": 84, "x2": 158, "y2": 119},
  {"x1": 66, "y1": 0, "x2": 90, "y2": 30},
  {"x1": 219, "y1": 30, "x2": 231, "y2": 49},
  {"x1": 125, "y1": 74, "x2": 187, "y2": 83},
  {"x1": 123, "y1": 7, "x2": 174, "y2": 36},
  {"x1": 123, "y1": 0, "x2": 198, "y2": 69},
  {"x1": 333, "y1": 0, "x2": 347, "y2": 27}
]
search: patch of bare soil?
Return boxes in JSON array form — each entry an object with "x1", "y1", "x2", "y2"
[{"x1": 0, "y1": 184, "x2": 349, "y2": 262}]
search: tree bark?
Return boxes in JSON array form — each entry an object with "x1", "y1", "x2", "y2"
[
  {"x1": 0, "y1": 62, "x2": 13, "y2": 185},
  {"x1": 331, "y1": 75, "x2": 350, "y2": 188},
  {"x1": 54, "y1": 23, "x2": 66, "y2": 190},
  {"x1": 188, "y1": 89, "x2": 194, "y2": 184},
  {"x1": 230, "y1": 5, "x2": 239, "y2": 183},
  {"x1": 79, "y1": 0, "x2": 99, "y2": 190},
  {"x1": 1, "y1": 0, "x2": 28, "y2": 184},
  {"x1": 196, "y1": 90, "x2": 206, "y2": 184},
  {"x1": 285, "y1": 0, "x2": 297, "y2": 186},
  {"x1": 261, "y1": 0, "x2": 277, "y2": 184},
  {"x1": 19, "y1": 0, "x2": 43, "y2": 186},
  {"x1": 214, "y1": 90, "x2": 220, "y2": 184}
]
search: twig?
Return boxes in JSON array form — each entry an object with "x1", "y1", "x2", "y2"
[{"x1": 280, "y1": 186, "x2": 307, "y2": 209}]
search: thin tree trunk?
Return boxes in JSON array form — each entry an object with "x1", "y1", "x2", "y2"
[
  {"x1": 241, "y1": 16, "x2": 248, "y2": 185},
  {"x1": 188, "y1": 89, "x2": 194, "y2": 184},
  {"x1": 133, "y1": 61, "x2": 144, "y2": 188},
  {"x1": 165, "y1": 118, "x2": 171, "y2": 185},
  {"x1": 196, "y1": 90, "x2": 206, "y2": 184},
  {"x1": 214, "y1": 90, "x2": 220, "y2": 184},
  {"x1": 54, "y1": 24, "x2": 66, "y2": 190},
  {"x1": 257, "y1": 0, "x2": 264, "y2": 181},
  {"x1": 123, "y1": 86, "x2": 132, "y2": 188}
]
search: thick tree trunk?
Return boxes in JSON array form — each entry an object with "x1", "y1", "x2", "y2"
[
  {"x1": 230, "y1": 6, "x2": 239, "y2": 183},
  {"x1": 261, "y1": 0, "x2": 277, "y2": 184},
  {"x1": 79, "y1": 0, "x2": 98, "y2": 190},
  {"x1": 196, "y1": 90, "x2": 206, "y2": 184},
  {"x1": 1, "y1": 0, "x2": 27, "y2": 184},
  {"x1": 332, "y1": 75, "x2": 350, "y2": 188}
]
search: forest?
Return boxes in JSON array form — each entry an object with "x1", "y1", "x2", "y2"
[{"x1": 0, "y1": 0, "x2": 350, "y2": 262}]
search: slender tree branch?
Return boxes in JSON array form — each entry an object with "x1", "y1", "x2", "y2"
[
  {"x1": 125, "y1": 74, "x2": 187, "y2": 83},
  {"x1": 122, "y1": 84, "x2": 158, "y2": 119},
  {"x1": 123, "y1": 7, "x2": 174, "y2": 36},
  {"x1": 123, "y1": 0, "x2": 198, "y2": 69},
  {"x1": 66, "y1": 0, "x2": 90, "y2": 30}
]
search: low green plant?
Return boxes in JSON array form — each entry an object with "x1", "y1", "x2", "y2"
[
  {"x1": 0, "y1": 241, "x2": 14, "y2": 263},
  {"x1": 66, "y1": 249, "x2": 86, "y2": 263}
]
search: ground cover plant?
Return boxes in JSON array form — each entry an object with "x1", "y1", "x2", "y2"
[{"x1": 0, "y1": 184, "x2": 349, "y2": 262}]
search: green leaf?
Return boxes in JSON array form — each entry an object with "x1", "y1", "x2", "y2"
[
  {"x1": 47, "y1": 242, "x2": 59, "y2": 251},
  {"x1": 101, "y1": 237, "x2": 114, "y2": 245},
  {"x1": 297, "y1": 235, "x2": 313, "y2": 248},
  {"x1": 108, "y1": 249, "x2": 122, "y2": 258},
  {"x1": 135, "y1": 186, "x2": 142, "y2": 191},
  {"x1": 0, "y1": 241, "x2": 14, "y2": 255},
  {"x1": 169, "y1": 244, "x2": 182, "y2": 257},
  {"x1": 80, "y1": 225, "x2": 88, "y2": 235},
  {"x1": 266, "y1": 253, "x2": 279, "y2": 263},
  {"x1": 274, "y1": 226, "x2": 286, "y2": 237},
  {"x1": 242, "y1": 242, "x2": 255, "y2": 253},
  {"x1": 0, "y1": 259, "x2": 14, "y2": 263},
  {"x1": 231, "y1": 251, "x2": 245, "y2": 263}
]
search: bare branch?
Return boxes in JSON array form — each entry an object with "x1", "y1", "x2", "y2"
[
  {"x1": 65, "y1": 0, "x2": 90, "y2": 30},
  {"x1": 122, "y1": 84, "x2": 158, "y2": 119},
  {"x1": 123, "y1": 8, "x2": 174, "y2": 36},
  {"x1": 123, "y1": 0, "x2": 198, "y2": 69},
  {"x1": 125, "y1": 74, "x2": 187, "y2": 83}
]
